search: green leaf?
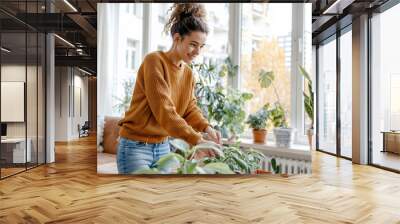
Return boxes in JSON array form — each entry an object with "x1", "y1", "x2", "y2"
[
  {"x1": 298, "y1": 65, "x2": 311, "y2": 82},
  {"x1": 182, "y1": 160, "x2": 198, "y2": 174},
  {"x1": 231, "y1": 153, "x2": 249, "y2": 173},
  {"x1": 203, "y1": 162, "x2": 235, "y2": 174},
  {"x1": 170, "y1": 139, "x2": 190, "y2": 152},
  {"x1": 271, "y1": 158, "x2": 280, "y2": 174},
  {"x1": 258, "y1": 70, "x2": 274, "y2": 89},
  {"x1": 190, "y1": 142, "x2": 225, "y2": 159},
  {"x1": 132, "y1": 167, "x2": 161, "y2": 174},
  {"x1": 155, "y1": 153, "x2": 184, "y2": 173}
]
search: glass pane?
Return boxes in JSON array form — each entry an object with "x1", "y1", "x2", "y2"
[
  {"x1": 240, "y1": 3, "x2": 292, "y2": 137},
  {"x1": 113, "y1": 3, "x2": 143, "y2": 116},
  {"x1": 150, "y1": 3, "x2": 173, "y2": 53},
  {"x1": 199, "y1": 3, "x2": 229, "y2": 73},
  {"x1": 340, "y1": 29, "x2": 352, "y2": 158},
  {"x1": 318, "y1": 37, "x2": 337, "y2": 154},
  {"x1": 371, "y1": 4, "x2": 400, "y2": 171},
  {"x1": 1, "y1": 31, "x2": 27, "y2": 177},
  {"x1": 27, "y1": 31, "x2": 38, "y2": 169}
]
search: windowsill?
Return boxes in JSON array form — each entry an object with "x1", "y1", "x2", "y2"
[{"x1": 222, "y1": 137, "x2": 311, "y2": 161}]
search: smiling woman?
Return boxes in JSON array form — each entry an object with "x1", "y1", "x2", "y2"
[{"x1": 116, "y1": 3, "x2": 223, "y2": 174}]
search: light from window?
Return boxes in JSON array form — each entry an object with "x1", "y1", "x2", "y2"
[{"x1": 240, "y1": 4, "x2": 292, "y2": 127}]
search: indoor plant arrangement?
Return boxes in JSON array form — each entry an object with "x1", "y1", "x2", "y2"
[
  {"x1": 298, "y1": 65, "x2": 314, "y2": 150},
  {"x1": 246, "y1": 103, "x2": 270, "y2": 144},
  {"x1": 219, "y1": 89, "x2": 253, "y2": 141},
  {"x1": 258, "y1": 69, "x2": 294, "y2": 148},
  {"x1": 133, "y1": 138, "x2": 281, "y2": 174},
  {"x1": 192, "y1": 58, "x2": 252, "y2": 140}
]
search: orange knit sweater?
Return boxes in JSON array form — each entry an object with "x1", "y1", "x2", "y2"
[{"x1": 118, "y1": 51, "x2": 209, "y2": 145}]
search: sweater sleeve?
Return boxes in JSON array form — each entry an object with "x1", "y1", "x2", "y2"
[
  {"x1": 183, "y1": 78, "x2": 210, "y2": 132},
  {"x1": 142, "y1": 55, "x2": 202, "y2": 145}
]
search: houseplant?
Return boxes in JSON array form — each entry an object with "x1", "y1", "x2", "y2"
[
  {"x1": 191, "y1": 57, "x2": 252, "y2": 140},
  {"x1": 298, "y1": 65, "x2": 314, "y2": 150},
  {"x1": 246, "y1": 104, "x2": 270, "y2": 144},
  {"x1": 220, "y1": 89, "x2": 253, "y2": 141},
  {"x1": 258, "y1": 69, "x2": 294, "y2": 147},
  {"x1": 134, "y1": 138, "x2": 281, "y2": 174}
]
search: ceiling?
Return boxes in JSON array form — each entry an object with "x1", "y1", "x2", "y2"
[{"x1": 0, "y1": 0, "x2": 395, "y2": 75}]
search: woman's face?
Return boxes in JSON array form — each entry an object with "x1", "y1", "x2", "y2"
[{"x1": 174, "y1": 31, "x2": 207, "y2": 64}]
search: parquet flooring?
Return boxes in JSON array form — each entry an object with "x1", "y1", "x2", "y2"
[{"x1": 1, "y1": 135, "x2": 400, "y2": 223}]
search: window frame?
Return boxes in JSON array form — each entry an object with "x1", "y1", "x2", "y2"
[{"x1": 139, "y1": 3, "x2": 312, "y2": 145}]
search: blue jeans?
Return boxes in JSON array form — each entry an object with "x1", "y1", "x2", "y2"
[{"x1": 117, "y1": 137, "x2": 170, "y2": 174}]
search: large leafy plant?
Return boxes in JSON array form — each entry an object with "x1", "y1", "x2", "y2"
[
  {"x1": 258, "y1": 70, "x2": 288, "y2": 128},
  {"x1": 298, "y1": 65, "x2": 314, "y2": 129},
  {"x1": 133, "y1": 139, "x2": 281, "y2": 174},
  {"x1": 220, "y1": 89, "x2": 253, "y2": 138},
  {"x1": 191, "y1": 58, "x2": 252, "y2": 138}
]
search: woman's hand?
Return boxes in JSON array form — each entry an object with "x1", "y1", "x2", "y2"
[
  {"x1": 193, "y1": 138, "x2": 218, "y2": 159},
  {"x1": 204, "y1": 126, "x2": 222, "y2": 145}
]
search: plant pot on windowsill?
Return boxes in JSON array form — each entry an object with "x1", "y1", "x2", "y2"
[
  {"x1": 273, "y1": 127, "x2": 295, "y2": 148},
  {"x1": 252, "y1": 129, "x2": 267, "y2": 144}
]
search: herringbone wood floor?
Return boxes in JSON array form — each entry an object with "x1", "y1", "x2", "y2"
[{"x1": 1, "y1": 135, "x2": 400, "y2": 224}]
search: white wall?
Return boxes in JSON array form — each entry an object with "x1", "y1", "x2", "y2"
[{"x1": 55, "y1": 67, "x2": 89, "y2": 141}]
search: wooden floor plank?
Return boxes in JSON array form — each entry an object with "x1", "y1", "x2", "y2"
[{"x1": 0, "y1": 135, "x2": 399, "y2": 223}]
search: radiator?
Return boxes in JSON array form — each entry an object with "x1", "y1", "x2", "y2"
[{"x1": 262, "y1": 156, "x2": 312, "y2": 175}]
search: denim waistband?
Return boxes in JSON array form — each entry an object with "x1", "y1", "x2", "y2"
[{"x1": 121, "y1": 137, "x2": 169, "y2": 145}]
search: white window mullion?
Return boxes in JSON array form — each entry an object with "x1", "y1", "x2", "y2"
[
  {"x1": 228, "y1": 3, "x2": 242, "y2": 90},
  {"x1": 142, "y1": 3, "x2": 151, "y2": 57},
  {"x1": 291, "y1": 4, "x2": 306, "y2": 142}
]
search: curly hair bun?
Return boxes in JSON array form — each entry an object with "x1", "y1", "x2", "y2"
[{"x1": 164, "y1": 3, "x2": 208, "y2": 37}]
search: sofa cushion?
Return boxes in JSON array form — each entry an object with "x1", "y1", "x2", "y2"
[{"x1": 103, "y1": 116, "x2": 121, "y2": 154}]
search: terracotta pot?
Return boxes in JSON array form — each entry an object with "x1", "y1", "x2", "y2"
[
  {"x1": 252, "y1": 129, "x2": 267, "y2": 144},
  {"x1": 306, "y1": 128, "x2": 314, "y2": 150}
]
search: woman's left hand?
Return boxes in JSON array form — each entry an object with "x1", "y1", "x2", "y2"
[{"x1": 204, "y1": 126, "x2": 222, "y2": 145}]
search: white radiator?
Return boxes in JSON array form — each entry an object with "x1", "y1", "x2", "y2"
[{"x1": 262, "y1": 156, "x2": 312, "y2": 175}]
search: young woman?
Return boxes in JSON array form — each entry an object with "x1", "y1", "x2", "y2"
[{"x1": 117, "y1": 3, "x2": 221, "y2": 174}]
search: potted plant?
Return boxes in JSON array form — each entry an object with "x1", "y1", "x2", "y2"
[
  {"x1": 258, "y1": 70, "x2": 294, "y2": 148},
  {"x1": 246, "y1": 104, "x2": 270, "y2": 144},
  {"x1": 134, "y1": 138, "x2": 269, "y2": 174},
  {"x1": 298, "y1": 65, "x2": 314, "y2": 150},
  {"x1": 269, "y1": 103, "x2": 294, "y2": 147}
]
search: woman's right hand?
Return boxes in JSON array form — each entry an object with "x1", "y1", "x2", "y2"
[{"x1": 193, "y1": 138, "x2": 218, "y2": 159}]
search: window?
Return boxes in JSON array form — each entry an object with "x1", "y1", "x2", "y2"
[
  {"x1": 125, "y1": 39, "x2": 138, "y2": 71},
  {"x1": 126, "y1": 4, "x2": 142, "y2": 17},
  {"x1": 317, "y1": 36, "x2": 337, "y2": 154},
  {"x1": 99, "y1": 3, "x2": 312, "y2": 146},
  {"x1": 371, "y1": 3, "x2": 400, "y2": 171},
  {"x1": 193, "y1": 3, "x2": 230, "y2": 65},
  {"x1": 240, "y1": 3, "x2": 292, "y2": 136},
  {"x1": 340, "y1": 28, "x2": 352, "y2": 158},
  {"x1": 150, "y1": 3, "x2": 173, "y2": 53}
]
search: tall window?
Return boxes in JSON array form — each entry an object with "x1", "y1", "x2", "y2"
[
  {"x1": 340, "y1": 28, "x2": 352, "y2": 158},
  {"x1": 240, "y1": 3, "x2": 292, "y2": 119},
  {"x1": 98, "y1": 3, "x2": 312, "y2": 145},
  {"x1": 318, "y1": 36, "x2": 337, "y2": 154},
  {"x1": 198, "y1": 3, "x2": 229, "y2": 64},
  {"x1": 371, "y1": 3, "x2": 400, "y2": 171}
]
